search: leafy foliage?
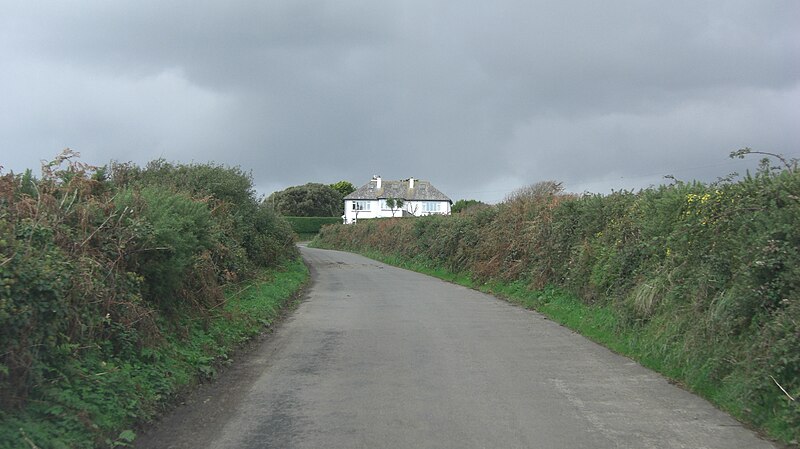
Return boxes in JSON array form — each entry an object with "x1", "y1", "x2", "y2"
[
  {"x1": 109, "y1": 159, "x2": 297, "y2": 274},
  {"x1": 0, "y1": 152, "x2": 302, "y2": 448},
  {"x1": 329, "y1": 180, "x2": 356, "y2": 197},
  {"x1": 451, "y1": 199, "x2": 486, "y2": 213},
  {"x1": 116, "y1": 187, "x2": 214, "y2": 304},
  {"x1": 267, "y1": 183, "x2": 343, "y2": 217},
  {"x1": 384, "y1": 197, "x2": 404, "y2": 217}
]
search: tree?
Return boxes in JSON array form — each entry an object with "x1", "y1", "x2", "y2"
[
  {"x1": 18, "y1": 168, "x2": 37, "y2": 197},
  {"x1": 385, "y1": 197, "x2": 405, "y2": 217},
  {"x1": 267, "y1": 183, "x2": 343, "y2": 217},
  {"x1": 329, "y1": 180, "x2": 356, "y2": 197}
]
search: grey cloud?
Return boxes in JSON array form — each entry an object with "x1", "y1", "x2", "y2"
[{"x1": 1, "y1": 1, "x2": 799, "y2": 204}]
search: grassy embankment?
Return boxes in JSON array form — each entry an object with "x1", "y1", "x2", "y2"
[
  {"x1": 0, "y1": 153, "x2": 307, "y2": 448},
  {"x1": 313, "y1": 153, "x2": 799, "y2": 445}
]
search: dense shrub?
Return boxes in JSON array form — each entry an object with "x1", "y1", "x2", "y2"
[
  {"x1": 109, "y1": 160, "x2": 297, "y2": 275},
  {"x1": 0, "y1": 152, "x2": 300, "y2": 447},
  {"x1": 316, "y1": 162, "x2": 800, "y2": 443},
  {"x1": 451, "y1": 199, "x2": 486, "y2": 214},
  {"x1": 115, "y1": 187, "x2": 214, "y2": 305},
  {"x1": 267, "y1": 183, "x2": 343, "y2": 217}
]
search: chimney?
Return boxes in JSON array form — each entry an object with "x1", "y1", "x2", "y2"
[
  {"x1": 372, "y1": 175, "x2": 382, "y2": 189},
  {"x1": 408, "y1": 177, "x2": 415, "y2": 189}
]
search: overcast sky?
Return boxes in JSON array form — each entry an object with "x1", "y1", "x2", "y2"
[{"x1": 1, "y1": 1, "x2": 798, "y2": 203}]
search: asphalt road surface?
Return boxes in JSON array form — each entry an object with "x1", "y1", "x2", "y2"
[{"x1": 136, "y1": 246, "x2": 777, "y2": 449}]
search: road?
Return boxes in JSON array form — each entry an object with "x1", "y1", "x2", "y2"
[{"x1": 136, "y1": 246, "x2": 776, "y2": 449}]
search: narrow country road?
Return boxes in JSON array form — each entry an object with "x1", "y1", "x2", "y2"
[{"x1": 136, "y1": 246, "x2": 776, "y2": 449}]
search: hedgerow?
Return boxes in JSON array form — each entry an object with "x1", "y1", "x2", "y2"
[
  {"x1": 282, "y1": 216, "x2": 342, "y2": 236},
  {"x1": 0, "y1": 151, "x2": 300, "y2": 448},
  {"x1": 314, "y1": 152, "x2": 800, "y2": 444}
]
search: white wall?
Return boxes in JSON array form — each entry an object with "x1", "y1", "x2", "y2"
[
  {"x1": 343, "y1": 199, "x2": 451, "y2": 224},
  {"x1": 343, "y1": 199, "x2": 381, "y2": 224},
  {"x1": 403, "y1": 200, "x2": 451, "y2": 217}
]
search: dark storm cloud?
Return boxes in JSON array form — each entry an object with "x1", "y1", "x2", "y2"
[{"x1": 2, "y1": 1, "x2": 799, "y2": 202}]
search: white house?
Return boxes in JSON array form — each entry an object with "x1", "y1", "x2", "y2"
[{"x1": 343, "y1": 176, "x2": 452, "y2": 224}]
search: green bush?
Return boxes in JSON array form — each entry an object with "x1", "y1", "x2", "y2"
[
  {"x1": 116, "y1": 187, "x2": 213, "y2": 305},
  {"x1": 0, "y1": 153, "x2": 304, "y2": 448},
  {"x1": 110, "y1": 160, "x2": 298, "y2": 275},
  {"x1": 284, "y1": 216, "x2": 342, "y2": 235},
  {"x1": 267, "y1": 183, "x2": 343, "y2": 217},
  {"x1": 248, "y1": 204, "x2": 298, "y2": 267}
]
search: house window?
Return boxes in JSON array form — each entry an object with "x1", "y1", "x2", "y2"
[
  {"x1": 380, "y1": 200, "x2": 390, "y2": 210},
  {"x1": 422, "y1": 202, "x2": 441, "y2": 212},
  {"x1": 352, "y1": 200, "x2": 371, "y2": 211}
]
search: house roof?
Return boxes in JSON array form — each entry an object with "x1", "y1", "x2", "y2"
[{"x1": 344, "y1": 178, "x2": 452, "y2": 203}]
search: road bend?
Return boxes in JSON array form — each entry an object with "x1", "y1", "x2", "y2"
[{"x1": 136, "y1": 245, "x2": 776, "y2": 449}]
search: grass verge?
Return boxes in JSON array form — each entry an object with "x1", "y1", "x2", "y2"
[{"x1": 0, "y1": 259, "x2": 309, "y2": 449}]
